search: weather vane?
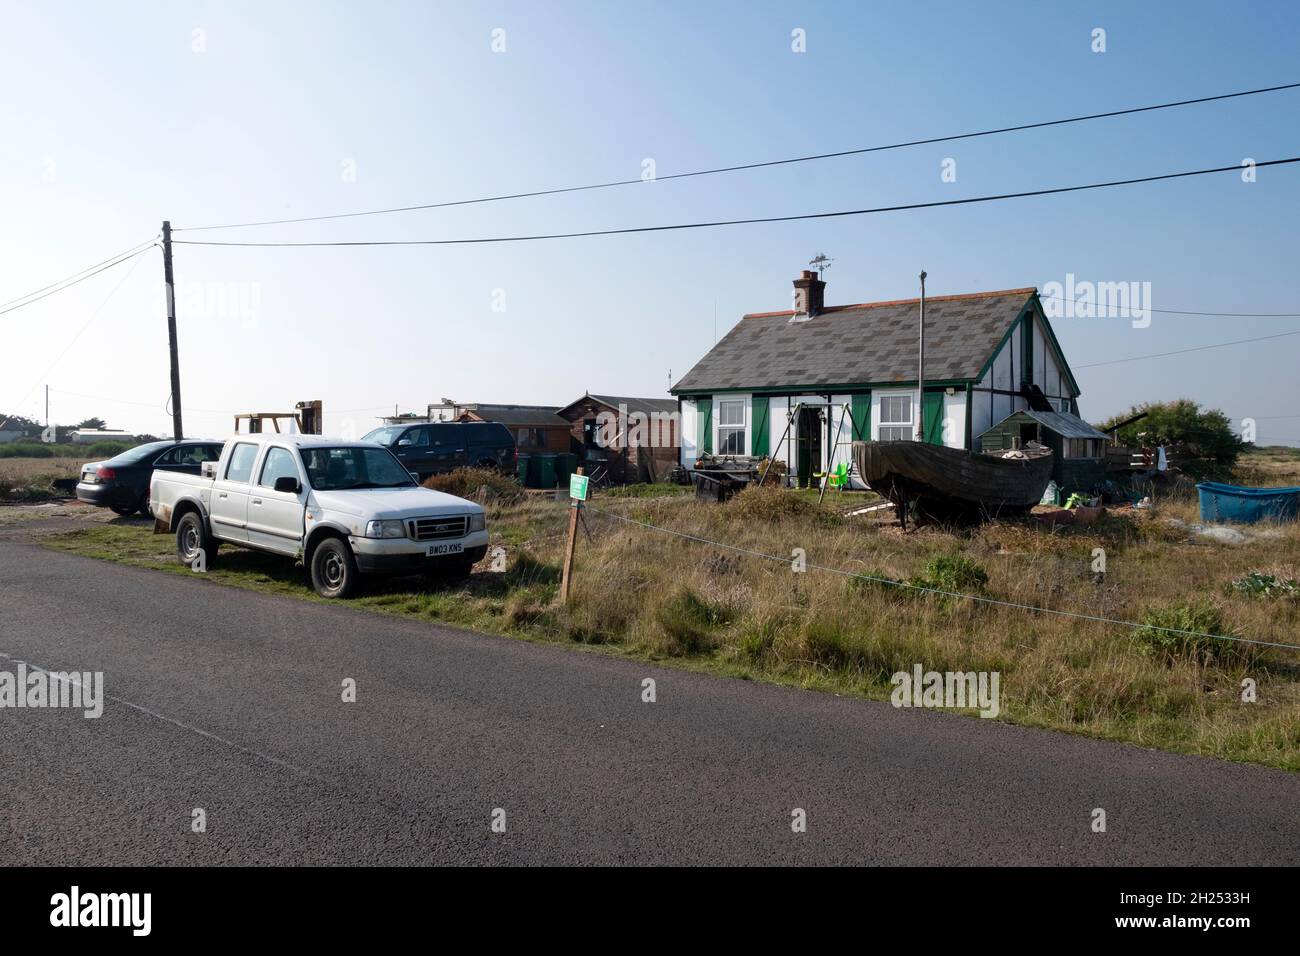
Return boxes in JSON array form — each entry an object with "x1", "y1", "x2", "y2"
[{"x1": 809, "y1": 252, "x2": 833, "y2": 278}]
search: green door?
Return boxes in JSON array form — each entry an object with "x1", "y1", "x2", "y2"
[
  {"x1": 699, "y1": 399, "x2": 713, "y2": 455},
  {"x1": 921, "y1": 392, "x2": 944, "y2": 445},
  {"x1": 850, "y1": 393, "x2": 871, "y2": 441}
]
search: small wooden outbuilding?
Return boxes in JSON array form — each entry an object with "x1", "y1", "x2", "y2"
[
  {"x1": 977, "y1": 409, "x2": 1110, "y2": 495},
  {"x1": 557, "y1": 393, "x2": 680, "y2": 483}
]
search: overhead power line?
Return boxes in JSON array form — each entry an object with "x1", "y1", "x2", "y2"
[
  {"x1": 173, "y1": 156, "x2": 1300, "y2": 249},
  {"x1": 1075, "y1": 327, "x2": 1300, "y2": 368},
  {"x1": 0, "y1": 238, "x2": 157, "y2": 310},
  {"x1": 173, "y1": 81, "x2": 1300, "y2": 233},
  {"x1": 2, "y1": 252, "x2": 151, "y2": 427},
  {"x1": 0, "y1": 242, "x2": 157, "y2": 318},
  {"x1": 1037, "y1": 292, "x2": 1300, "y2": 319}
]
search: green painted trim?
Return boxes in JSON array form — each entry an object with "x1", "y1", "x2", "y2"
[
  {"x1": 964, "y1": 383, "x2": 973, "y2": 450},
  {"x1": 751, "y1": 396, "x2": 770, "y2": 457},
  {"x1": 698, "y1": 396, "x2": 712, "y2": 454},
  {"x1": 974, "y1": 297, "x2": 1033, "y2": 384},
  {"x1": 673, "y1": 379, "x2": 970, "y2": 398},
  {"x1": 1028, "y1": 292, "x2": 1082, "y2": 396},
  {"x1": 1020, "y1": 313, "x2": 1034, "y2": 385},
  {"x1": 971, "y1": 293, "x2": 1080, "y2": 399}
]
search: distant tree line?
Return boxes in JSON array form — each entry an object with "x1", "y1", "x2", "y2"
[{"x1": 0, "y1": 412, "x2": 159, "y2": 446}]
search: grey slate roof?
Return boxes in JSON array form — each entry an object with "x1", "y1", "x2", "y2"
[
  {"x1": 671, "y1": 289, "x2": 1036, "y2": 393},
  {"x1": 991, "y1": 410, "x2": 1111, "y2": 441},
  {"x1": 588, "y1": 394, "x2": 678, "y2": 416},
  {"x1": 464, "y1": 404, "x2": 569, "y2": 428}
]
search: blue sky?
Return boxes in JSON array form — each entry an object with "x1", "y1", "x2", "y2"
[{"x1": 2, "y1": 1, "x2": 1298, "y2": 443}]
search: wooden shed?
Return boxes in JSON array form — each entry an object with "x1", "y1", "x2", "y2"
[
  {"x1": 456, "y1": 404, "x2": 573, "y2": 455},
  {"x1": 977, "y1": 409, "x2": 1110, "y2": 495},
  {"x1": 557, "y1": 393, "x2": 680, "y2": 483}
]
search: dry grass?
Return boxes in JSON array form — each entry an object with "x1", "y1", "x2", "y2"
[
  {"x1": 35, "y1": 444, "x2": 1300, "y2": 771},
  {"x1": 550, "y1": 486, "x2": 1300, "y2": 769},
  {"x1": 1235, "y1": 445, "x2": 1300, "y2": 485},
  {"x1": 0, "y1": 456, "x2": 83, "y2": 500}
]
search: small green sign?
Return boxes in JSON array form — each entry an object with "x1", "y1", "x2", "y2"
[{"x1": 569, "y1": 473, "x2": 590, "y2": 501}]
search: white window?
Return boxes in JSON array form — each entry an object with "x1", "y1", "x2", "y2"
[
  {"x1": 717, "y1": 400, "x2": 746, "y2": 455},
  {"x1": 878, "y1": 395, "x2": 913, "y2": 442}
]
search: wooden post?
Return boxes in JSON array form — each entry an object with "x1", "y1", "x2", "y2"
[{"x1": 559, "y1": 467, "x2": 583, "y2": 604}]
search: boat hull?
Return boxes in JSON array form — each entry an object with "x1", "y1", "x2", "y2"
[{"x1": 853, "y1": 441, "x2": 1054, "y2": 518}]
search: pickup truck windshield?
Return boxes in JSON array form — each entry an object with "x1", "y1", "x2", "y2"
[{"x1": 301, "y1": 446, "x2": 415, "y2": 491}]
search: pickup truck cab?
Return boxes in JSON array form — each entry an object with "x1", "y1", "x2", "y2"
[{"x1": 150, "y1": 434, "x2": 488, "y2": 598}]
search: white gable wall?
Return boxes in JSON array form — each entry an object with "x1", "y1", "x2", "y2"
[{"x1": 972, "y1": 307, "x2": 1075, "y2": 437}]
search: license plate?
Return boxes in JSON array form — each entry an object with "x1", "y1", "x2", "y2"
[{"x1": 427, "y1": 542, "x2": 464, "y2": 556}]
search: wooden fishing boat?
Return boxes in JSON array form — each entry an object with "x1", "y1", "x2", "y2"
[{"x1": 852, "y1": 440, "x2": 1053, "y2": 522}]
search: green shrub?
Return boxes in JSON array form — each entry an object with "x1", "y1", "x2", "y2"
[
  {"x1": 1131, "y1": 600, "x2": 1246, "y2": 666},
  {"x1": 422, "y1": 467, "x2": 522, "y2": 502},
  {"x1": 846, "y1": 568, "x2": 903, "y2": 595},
  {"x1": 802, "y1": 620, "x2": 870, "y2": 670},
  {"x1": 0, "y1": 443, "x2": 54, "y2": 458},
  {"x1": 503, "y1": 551, "x2": 560, "y2": 588},
  {"x1": 910, "y1": 554, "x2": 989, "y2": 593},
  {"x1": 726, "y1": 484, "x2": 841, "y2": 525},
  {"x1": 86, "y1": 441, "x2": 131, "y2": 457},
  {"x1": 653, "y1": 587, "x2": 731, "y2": 655},
  {"x1": 1229, "y1": 571, "x2": 1298, "y2": 598}
]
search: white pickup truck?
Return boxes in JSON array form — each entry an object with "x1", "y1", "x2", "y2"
[{"x1": 150, "y1": 434, "x2": 488, "y2": 598}]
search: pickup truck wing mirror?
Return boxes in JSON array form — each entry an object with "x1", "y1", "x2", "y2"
[
  {"x1": 409, "y1": 471, "x2": 420, "y2": 484},
  {"x1": 273, "y1": 476, "x2": 302, "y2": 494},
  {"x1": 201, "y1": 461, "x2": 217, "y2": 478},
  {"x1": 397, "y1": 438, "x2": 412, "y2": 447}
]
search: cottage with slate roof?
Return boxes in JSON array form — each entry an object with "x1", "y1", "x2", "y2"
[{"x1": 670, "y1": 270, "x2": 1084, "y2": 487}]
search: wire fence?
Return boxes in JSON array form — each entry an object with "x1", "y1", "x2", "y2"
[{"x1": 582, "y1": 502, "x2": 1300, "y2": 653}]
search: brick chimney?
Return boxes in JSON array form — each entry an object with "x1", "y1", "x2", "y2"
[{"x1": 792, "y1": 269, "x2": 826, "y2": 316}]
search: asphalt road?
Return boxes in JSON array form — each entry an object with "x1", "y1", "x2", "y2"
[{"x1": 1, "y1": 539, "x2": 1297, "y2": 865}]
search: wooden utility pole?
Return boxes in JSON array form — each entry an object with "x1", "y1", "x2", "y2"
[
  {"x1": 559, "y1": 467, "x2": 584, "y2": 604},
  {"x1": 162, "y1": 221, "x2": 184, "y2": 441}
]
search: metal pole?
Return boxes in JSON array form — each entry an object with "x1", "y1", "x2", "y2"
[
  {"x1": 162, "y1": 221, "x2": 184, "y2": 441},
  {"x1": 818, "y1": 403, "x2": 851, "y2": 504},
  {"x1": 916, "y1": 270, "x2": 926, "y2": 441},
  {"x1": 759, "y1": 401, "x2": 800, "y2": 487}
]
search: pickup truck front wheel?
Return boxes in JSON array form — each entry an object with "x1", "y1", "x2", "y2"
[{"x1": 310, "y1": 537, "x2": 359, "y2": 599}]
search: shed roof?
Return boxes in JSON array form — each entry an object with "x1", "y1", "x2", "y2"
[
  {"x1": 558, "y1": 393, "x2": 678, "y2": 419},
  {"x1": 985, "y1": 409, "x2": 1110, "y2": 441},
  {"x1": 462, "y1": 404, "x2": 570, "y2": 428},
  {"x1": 671, "y1": 288, "x2": 1036, "y2": 393}
]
